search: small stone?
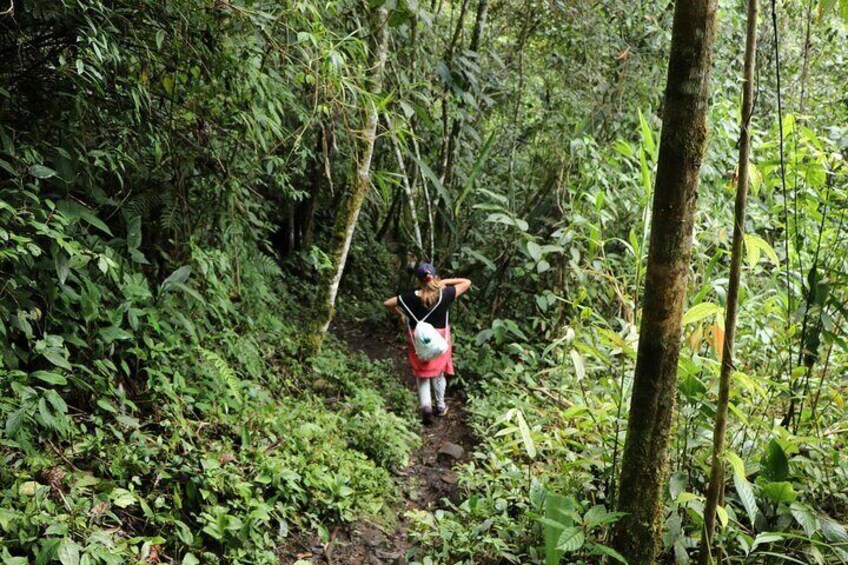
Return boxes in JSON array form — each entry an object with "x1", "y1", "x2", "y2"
[
  {"x1": 436, "y1": 442, "x2": 464, "y2": 462},
  {"x1": 365, "y1": 530, "x2": 387, "y2": 547},
  {"x1": 312, "y1": 379, "x2": 329, "y2": 391},
  {"x1": 441, "y1": 471, "x2": 458, "y2": 484}
]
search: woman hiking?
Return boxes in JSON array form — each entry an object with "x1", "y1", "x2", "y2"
[{"x1": 384, "y1": 263, "x2": 471, "y2": 424}]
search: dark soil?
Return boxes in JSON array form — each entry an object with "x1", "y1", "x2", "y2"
[{"x1": 278, "y1": 319, "x2": 475, "y2": 564}]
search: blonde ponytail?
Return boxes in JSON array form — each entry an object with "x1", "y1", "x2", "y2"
[{"x1": 419, "y1": 276, "x2": 444, "y2": 307}]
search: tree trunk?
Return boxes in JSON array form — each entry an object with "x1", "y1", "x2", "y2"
[
  {"x1": 385, "y1": 114, "x2": 424, "y2": 253},
  {"x1": 611, "y1": 0, "x2": 718, "y2": 562},
  {"x1": 305, "y1": 5, "x2": 389, "y2": 357},
  {"x1": 300, "y1": 124, "x2": 333, "y2": 250},
  {"x1": 440, "y1": 0, "x2": 489, "y2": 191},
  {"x1": 697, "y1": 1, "x2": 758, "y2": 563},
  {"x1": 376, "y1": 185, "x2": 402, "y2": 241}
]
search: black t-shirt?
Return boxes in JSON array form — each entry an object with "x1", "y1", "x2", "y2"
[{"x1": 398, "y1": 286, "x2": 456, "y2": 330}]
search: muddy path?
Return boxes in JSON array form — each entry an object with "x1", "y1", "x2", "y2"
[{"x1": 279, "y1": 319, "x2": 476, "y2": 564}]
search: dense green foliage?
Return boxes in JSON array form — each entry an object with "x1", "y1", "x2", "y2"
[{"x1": 2, "y1": 0, "x2": 848, "y2": 563}]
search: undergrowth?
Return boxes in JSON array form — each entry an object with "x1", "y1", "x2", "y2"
[{"x1": 0, "y1": 207, "x2": 419, "y2": 563}]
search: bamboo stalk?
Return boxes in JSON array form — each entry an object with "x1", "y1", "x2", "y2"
[{"x1": 698, "y1": 1, "x2": 759, "y2": 562}]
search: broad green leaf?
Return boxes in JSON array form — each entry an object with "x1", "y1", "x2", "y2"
[
  {"x1": 590, "y1": 543, "x2": 627, "y2": 563},
  {"x1": 487, "y1": 213, "x2": 528, "y2": 232},
  {"x1": 725, "y1": 451, "x2": 746, "y2": 479},
  {"x1": 557, "y1": 527, "x2": 585, "y2": 552},
  {"x1": 751, "y1": 532, "x2": 783, "y2": 551},
  {"x1": 820, "y1": 518, "x2": 848, "y2": 543},
  {"x1": 127, "y1": 214, "x2": 142, "y2": 251},
  {"x1": 760, "y1": 440, "x2": 789, "y2": 482},
  {"x1": 32, "y1": 371, "x2": 67, "y2": 386},
  {"x1": 515, "y1": 410, "x2": 536, "y2": 459},
  {"x1": 0, "y1": 508, "x2": 17, "y2": 530},
  {"x1": 744, "y1": 234, "x2": 780, "y2": 267},
  {"x1": 19, "y1": 481, "x2": 40, "y2": 496},
  {"x1": 582, "y1": 505, "x2": 607, "y2": 528},
  {"x1": 463, "y1": 248, "x2": 496, "y2": 270},
  {"x1": 527, "y1": 241, "x2": 542, "y2": 262},
  {"x1": 734, "y1": 472, "x2": 758, "y2": 526},
  {"x1": 414, "y1": 157, "x2": 452, "y2": 207},
  {"x1": 570, "y1": 349, "x2": 585, "y2": 381},
  {"x1": 638, "y1": 109, "x2": 656, "y2": 158},
  {"x1": 55, "y1": 252, "x2": 70, "y2": 285},
  {"x1": 782, "y1": 113, "x2": 795, "y2": 136},
  {"x1": 5, "y1": 409, "x2": 25, "y2": 437},
  {"x1": 111, "y1": 488, "x2": 136, "y2": 508},
  {"x1": 748, "y1": 162, "x2": 762, "y2": 195},
  {"x1": 612, "y1": 139, "x2": 633, "y2": 157},
  {"x1": 100, "y1": 326, "x2": 133, "y2": 342},
  {"x1": 761, "y1": 481, "x2": 796, "y2": 504},
  {"x1": 97, "y1": 399, "x2": 118, "y2": 413},
  {"x1": 682, "y1": 302, "x2": 723, "y2": 325},
  {"x1": 455, "y1": 131, "x2": 496, "y2": 215},
  {"x1": 543, "y1": 493, "x2": 573, "y2": 565},
  {"x1": 57, "y1": 539, "x2": 81, "y2": 565},
  {"x1": 57, "y1": 200, "x2": 113, "y2": 236},
  {"x1": 115, "y1": 415, "x2": 140, "y2": 428},
  {"x1": 42, "y1": 349, "x2": 72, "y2": 370},
  {"x1": 790, "y1": 503, "x2": 819, "y2": 537},
  {"x1": 716, "y1": 505, "x2": 729, "y2": 529},
  {"x1": 38, "y1": 398, "x2": 57, "y2": 430},
  {"x1": 161, "y1": 265, "x2": 192, "y2": 290},
  {"x1": 29, "y1": 164, "x2": 57, "y2": 179},
  {"x1": 676, "y1": 492, "x2": 702, "y2": 504}
]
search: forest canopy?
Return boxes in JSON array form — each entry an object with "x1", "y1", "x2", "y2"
[{"x1": 1, "y1": 0, "x2": 848, "y2": 563}]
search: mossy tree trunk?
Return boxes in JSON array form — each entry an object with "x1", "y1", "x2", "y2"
[
  {"x1": 698, "y1": 1, "x2": 758, "y2": 562},
  {"x1": 305, "y1": 5, "x2": 389, "y2": 357},
  {"x1": 611, "y1": 0, "x2": 718, "y2": 563}
]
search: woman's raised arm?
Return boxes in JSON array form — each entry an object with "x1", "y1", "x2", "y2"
[{"x1": 442, "y1": 278, "x2": 472, "y2": 297}]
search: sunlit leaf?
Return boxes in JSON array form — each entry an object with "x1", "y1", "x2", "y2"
[{"x1": 682, "y1": 302, "x2": 723, "y2": 325}]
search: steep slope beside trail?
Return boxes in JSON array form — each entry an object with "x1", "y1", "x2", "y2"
[{"x1": 281, "y1": 320, "x2": 476, "y2": 564}]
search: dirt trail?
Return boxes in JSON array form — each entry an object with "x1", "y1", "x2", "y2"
[{"x1": 280, "y1": 320, "x2": 475, "y2": 564}]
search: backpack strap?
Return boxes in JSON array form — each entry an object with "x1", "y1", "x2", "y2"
[
  {"x1": 397, "y1": 289, "x2": 443, "y2": 325},
  {"x1": 397, "y1": 294, "x2": 420, "y2": 324}
]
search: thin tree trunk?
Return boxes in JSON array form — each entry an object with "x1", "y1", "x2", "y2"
[
  {"x1": 611, "y1": 0, "x2": 718, "y2": 562},
  {"x1": 798, "y1": 0, "x2": 813, "y2": 115},
  {"x1": 376, "y1": 186, "x2": 402, "y2": 241},
  {"x1": 385, "y1": 114, "x2": 424, "y2": 253},
  {"x1": 410, "y1": 129, "x2": 435, "y2": 261},
  {"x1": 306, "y1": 5, "x2": 389, "y2": 356},
  {"x1": 440, "y1": 0, "x2": 489, "y2": 191},
  {"x1": 438, "y1": 0, "x2": 472, "y2": 184},
  {"x1": 697, "y1": 1, "x2": 758, "y2": 562},
  {"x1": 301, "y1": 124, "x2": 334, "y2": 250}
]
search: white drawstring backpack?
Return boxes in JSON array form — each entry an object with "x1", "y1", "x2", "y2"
[{"x1": 398, "y1": 290, "x2": 449, "y2": 361}]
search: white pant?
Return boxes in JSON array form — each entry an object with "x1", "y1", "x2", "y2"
[{"x1": 417, "y1": 373, "x2": 446, "y2": 410}]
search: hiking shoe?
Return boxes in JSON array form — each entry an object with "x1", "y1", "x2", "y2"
[
  {"x1": 421, "y1": 407, "x2": 434, "y2": 425},
  {"x1": 435, "y1": 405, "x2": 449, "y2": 417}
]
